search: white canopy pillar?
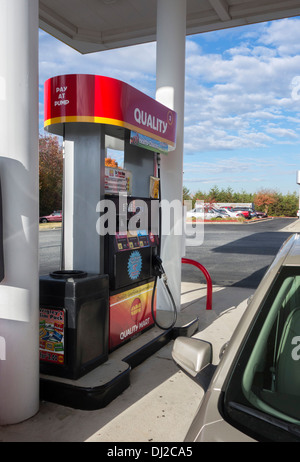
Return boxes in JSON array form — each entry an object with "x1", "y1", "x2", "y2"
[
  {"x1": 0, "y1": 0, "x2": 39, "y2": 424},
  {"x1": 156, "y1": 0, "x2": 186, "y2": 311}
]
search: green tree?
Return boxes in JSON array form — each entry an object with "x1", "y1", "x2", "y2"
[
  {"x1": 207, "y1": 185, "x2": 220, "y2": 202},
  {"x1": 282, "y1": 192, "x2": 298, "y2": 217},
  {"x1": 39, "y1": 134, "x2": 63, "y2": 216},
  {"x1": 267, "y1": 191, "x2": 298, "y2": 217},
  {"x1": 183, "y1": 186, "x2": 191, "y2": 202},
  {"x1": 184, "y1": 185, "x2": 298, "y2": 217},
  {"x1": 192, "y1": 190, "x2": 207, "y2": 207},
  {"x1": 221, "y1": 186, "x2": 234, "y2": 202},
  {"x1": 233, "y1": 189, "x2": 254, "y2": 204}
]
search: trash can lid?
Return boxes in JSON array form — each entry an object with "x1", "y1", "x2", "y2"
[{"x1": 50, "y1": 270, "x2": 88, "y2": 279}]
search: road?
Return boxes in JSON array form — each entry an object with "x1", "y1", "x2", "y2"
[
  {"x1": 183, "y1": 218, "x2": 294, "y2": 288},
  {"x1": 39, "y1": 229, "x2": 62, "y2": 276},
  {"x1": 39, "y1": 218, "x2": 295, "y2": 288}
]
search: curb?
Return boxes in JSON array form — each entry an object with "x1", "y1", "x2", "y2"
[{"x1": 186, "y1": 217, "x2": 272, "y2": 225}]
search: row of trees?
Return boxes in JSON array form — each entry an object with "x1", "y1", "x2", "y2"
[
  {"x1": 183, "y1": 185, "x2": 299, "y2": 217},
  {"x1": 39, "y1": 134, "x2": 298, "y2": 218}
]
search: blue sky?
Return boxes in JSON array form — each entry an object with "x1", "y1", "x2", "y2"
[{"x1": 39, "y1": 17, "x2": 300, "y2": 195}]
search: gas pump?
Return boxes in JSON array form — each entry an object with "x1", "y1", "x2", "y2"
[
  {"x1": 104, "y1": 160, "x2": 177, "y2": 350},
  {"x1": 41, "y1": 74, "x2": 196, "y2": 409}
]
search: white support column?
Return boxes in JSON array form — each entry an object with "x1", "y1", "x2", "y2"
[
  {"x1": 156, "y1": 0, "x2": 186, "y2": 311},
  {"x1": 0, "y1": 0, "x2": 39, "y2": 424}
]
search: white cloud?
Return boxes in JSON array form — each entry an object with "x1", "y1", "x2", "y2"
[
  {"x1": 259, "y1": 18, "x2": 300, "y2": 56},
  {"x1": 182, "y1": 153, "x2": 299, "y2": 194},
  {"x1": 39, "y1": 30, "x2": 157, "y2": 96},
  {"x1": 183, "y1": 22, "x2": 300, "y2": 157},
  {"x1": 265, "y1": 126, "x2": 298, "y2": 138}
]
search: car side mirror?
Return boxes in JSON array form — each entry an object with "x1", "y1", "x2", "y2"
[{"x1": 172, "y1": 337, "x2": 213, "y2": 377}]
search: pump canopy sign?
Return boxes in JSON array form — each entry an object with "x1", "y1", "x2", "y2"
[{"x1": 44, "y1": 74, "x2": 177, "y2": 150}]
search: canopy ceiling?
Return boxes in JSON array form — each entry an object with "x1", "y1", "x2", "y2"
[{"x1": 39, "y1": 0, "x2": 300, "y2": 54}]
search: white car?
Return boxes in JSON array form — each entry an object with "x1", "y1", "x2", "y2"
[
  {"x1": 186, "y1": 206, "x2": 226, "y2": 220},
  {"x1": 297, "y1": 209, "x2": 300, "y2": 218},
  {"x1": 220, "y1": 208, "x2": 246, "y2": 218},
  {"x1": 173, "y1": 233, "x2": 300, "y2": 442},
  {"x1": 220, "y1": 209, "x2": 243, "y2": 218}
]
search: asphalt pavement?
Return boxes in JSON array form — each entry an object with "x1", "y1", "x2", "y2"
[
  {"x1": 0, "y1": 218, "x2": 299, "y2": 443},
  {"x1": 184, "y1": 217, "x2": 295, "y2": 288}
]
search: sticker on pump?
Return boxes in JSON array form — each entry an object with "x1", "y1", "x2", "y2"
[{"x1": 127, "y1": 250, "x2": 142, "y2": 280}]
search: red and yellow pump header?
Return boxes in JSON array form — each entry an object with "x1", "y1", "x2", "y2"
[{"x1": 44, "y1": 74, "x2": 177, "y2": 149}]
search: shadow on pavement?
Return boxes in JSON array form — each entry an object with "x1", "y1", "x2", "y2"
[
  {"x1": 231, "y1": 266, "x2": 269, "y2": 289},
  {"x1": 212, "y1": 232, "x2": 289, "y2": 255}
]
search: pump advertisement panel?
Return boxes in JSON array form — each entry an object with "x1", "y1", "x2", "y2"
[
  {"x1": 109, "y1": 281, "x2": 156, "y2": 350},
  {"x1": 130, "y1": 130, "x2": 168, "y2": 155},
  {"x1": 44, "y1": 74, "x2": 177, "y2": 150}
]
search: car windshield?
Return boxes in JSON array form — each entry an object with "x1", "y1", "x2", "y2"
[{"x1": 223, "y1": 267, "x2": 300, "y2": 441}]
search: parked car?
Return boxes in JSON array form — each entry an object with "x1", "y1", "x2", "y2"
[
  {"x1": 221, "y1": 208, "x2": 245, "y2": 219},
  {"x1": 214, "y1": 208, "x2": 230, "y2": 217},
  {"x1": 231, "y1": 207, "x2": 253, "y2": 219},
  {"x1": 39, "y1": 210, "x2": 62, "y2": 223},
  {"x1": 186, "y1": 206, "x2": 226, "y2": 220},
  {"x1": 172, "y1": 233, "x2": 300, "y2": 442},
  {"x1": 255, "y1": 210, "x2": 268, "y2": 218},
  {"x1": 297, "y1": 209, "x2": 300, "y2": 218}
]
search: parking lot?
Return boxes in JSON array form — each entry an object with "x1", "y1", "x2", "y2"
[
  {"x1": 184, "y1": 217, "x2": 294, "y2": 288},
  {"x1": 39, "y1": 217, "x2": 294, "y2": 285}
]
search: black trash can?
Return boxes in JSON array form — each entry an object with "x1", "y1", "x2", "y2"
[{"x1": 39, "y1": 270, "x2": 109, "y2": 380}]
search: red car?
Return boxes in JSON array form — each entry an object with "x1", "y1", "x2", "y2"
[
  {"x1": 231, "y1": 207, "x2": 251, "y2": 219},
  {"x1": 39, "y1": 210, "x2": 62, "y2": 223}
]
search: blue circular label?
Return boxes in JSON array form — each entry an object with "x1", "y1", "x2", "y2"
[{"x1": 127, "y1": 250, "x2": 142, "y2": 280}]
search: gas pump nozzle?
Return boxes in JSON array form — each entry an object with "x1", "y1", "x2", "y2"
[{"x1": 152, "y1": 254, "x2": 165, "y2": 279}]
